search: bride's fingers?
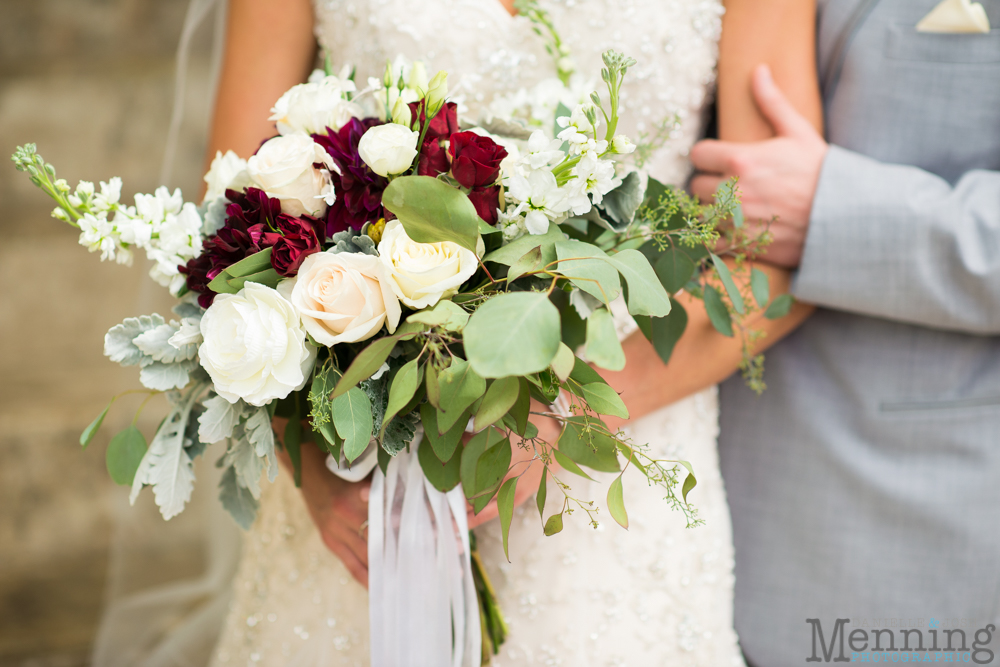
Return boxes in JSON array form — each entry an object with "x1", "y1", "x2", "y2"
[{"x1": 690, "y1": 173, "x2": 725, "y2": 204}]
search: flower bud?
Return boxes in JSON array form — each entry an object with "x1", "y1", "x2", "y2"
[
  {"x1": 391, "y1": 97, "x2": 413, "y2": 127},
  {"x1": 52, "y1": 207, "x2": 70, "y2": 221},
  {"x1": 382, "y1": 61, "x2": 394, "y2": 89},
  {"x1": 425, "y1": 71, "x2": 449, "y2": 117},
  {"x1": 611, "y1": 135, "x2": 636, "y2": 154},
  {"x1": 410, "y1": 61, "x2": 429, "y2": 94}
]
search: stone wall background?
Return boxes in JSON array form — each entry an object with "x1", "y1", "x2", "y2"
[{"x1": 1, "y1": 1, "x2": 221, "y2": 663}]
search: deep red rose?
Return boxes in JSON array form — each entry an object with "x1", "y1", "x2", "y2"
[
  {"x1": 467, "y1": 185, "x2": 501, "y2": 225},
  {"x1": 448, "y1": 132, "x2": 507, "y2": 189},
  {"x1": 262, "y1": 214, "x2": 324, "y2": 277},
  {"x1": 408, "y1": 101, "x2": 459, "y2": 142},
  {"x1": 417, "y1": 138, "x2": 450, "y2": 177}
]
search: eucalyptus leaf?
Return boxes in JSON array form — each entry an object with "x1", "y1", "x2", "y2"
[
  {"x1": 555, "y1": 240, "x2": 621, "y2": 305},
  {"x1": 106, "y1": 425, "x2": 148, "y2": 486},
  {"x1": 464, "y1": 292, "x2": 561, "y2": 379},
  {"x1": 553, "y1": 449, "x2": 595, "y2": 481},
  {"x1": 648, "y1": 299, "x2": 688, "y2": 365},
  {"x1": 681, "y1": 465, "x2": 698, "y2": 503},
  {"x1": 508, "y1": 378, "x2": 531, "y2": 436},
  {"x1": 482, "y1": 224, "x2": 564, "y2": 266},
  {"x1": 436, "y1": 358, "x2": 487, "y2": 432},
  {"x1": 550, "y1": 342, "x2": 575, "y2": 382},
  {"x1": 608, "y1": 248, "x2": 672, "y2": 317},
  {"x1": 475, "y1": 435, "x2": 511, "y2": 498},
  {"x1": 473, "y1": 376, "x2": 520, "y2": 432},
  {"x1": 460, "y1": 428, "x2": 506, "y2": 512},
  {"x1": 703, "y1": 285, "x2": 734, "y2": 337},
  {"x1": 420, "y1": 403, "x2": 466, "y2": 462},
  {"x1": 607, "y1": 475, "x2": 629, "y2": 529},
  {"x1": 497, "y1": 477, "x2": 518, "y2": 561},
  {"x1": 380, "y1": 359, "x2": 423, "y2": 438},
  {"x1": 506, "y1": 246, "x2": 543, "y2": 283},
  {"x1": 81, "y1": 401, "x2": 112, "y2": 448},
  {"x1": 751, "y1": 267, "x2": 770, "y2": 308},
  {"x1": 332, "y1": 387, "x2": 373, "y2": 462},
  {"x1": 406, "y1": 300, "x2": 469, "y2": 331},
  {"x1": 425, "y1": 363, "x2": 441, "y2": 408},
  {"x1": 381, "y1": 175, "x2": 481, "y2": 253},
  {"x1": 655, "y1": 246, "x2": 697, "y2": 294},
  {"x1": 569, "y1": 356, "x2": 608, "y2": 386},
  {"x1": 558, "y1": 416, "x2": 620, "y2": 473},
  {"x1": 418, "y1": 434, "x2": 462, "y2": 492},
  {"x1": 332, "y1": 336, "x2": 399, "y2": 398},
  {"x1": 579, "y1": 383, "x2": 629, "y2": 419},
  {"x1": 536, "y1": 467, "x2": 548, "y2": 521},
  {"x1": 710, "y1": 254, "x2": 745, "y2": 315},
  {"x1": 543, "y1": 512, "x2": 564, "y2": 536},
  {"x1": 585, "y1": 307, "x2": 626, "y2": 371},
  {"x1": 765, "y1": 293, "x2": 794, "y2": 320}
]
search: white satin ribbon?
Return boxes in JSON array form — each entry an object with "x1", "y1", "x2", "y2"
[{"x1": 329, "y1": 433, "x2": 480, "y2": 667}]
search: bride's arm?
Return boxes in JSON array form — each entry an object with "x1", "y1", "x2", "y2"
[
  {"x1": 600, "y1": 0, "x2": 821, "y2": 428},
  {"x1": 204, "y1": 0, "x2": 316, "y2": 170}
]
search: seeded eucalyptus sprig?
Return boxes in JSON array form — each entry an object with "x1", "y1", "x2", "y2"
[
  {"x1": 11, "y1": 144, "x2": 83, "y2": 226},
  {"x1": 513, "y1": 0, "x2": 576, "y2": 84}
]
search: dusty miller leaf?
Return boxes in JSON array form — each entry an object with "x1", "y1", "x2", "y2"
[
  {"x1": 105, "y1": 314, "x2": 165, "y2": 366},
  {"x1": 245, "y1": 406, "x2": 278, "y2": 484},
  {"x1": 219, "y1": 465, "x2": 259, "y2": 530},
  {"x1": 198, "y1": 394, "x2": 248, "y2": 444}
]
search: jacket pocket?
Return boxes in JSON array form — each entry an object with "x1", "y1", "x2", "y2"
[{"x1": 885, "y1": 22, "x2": 1000, "y2": 63}]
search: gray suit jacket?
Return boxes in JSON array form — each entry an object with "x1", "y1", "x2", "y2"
[{"x1": 717, "y1": 0, "x2": 1000, "y2": 664}]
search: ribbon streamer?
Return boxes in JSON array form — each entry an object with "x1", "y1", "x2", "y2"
[{"x1": 328, "y1": 436, "x2": 481, "y2": 667}]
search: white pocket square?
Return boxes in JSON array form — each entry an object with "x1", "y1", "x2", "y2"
[{"x1": 916, "y1": 0, "x2": 991, "y2": 33}]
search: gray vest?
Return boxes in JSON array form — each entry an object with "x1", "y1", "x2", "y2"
[{"x1": 718, "y1": 1, "x2": 1000, "y2": 664}]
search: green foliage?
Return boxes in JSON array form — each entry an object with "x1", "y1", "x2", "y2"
[
  {"x1": 751, "y1": 267, "x2": 770, "y2": 308},
  {"x1": 598, "y1": 170, "x2": 645, "y2": 231},
  {"x1": 607, "y1": 476, "x2": 628, "y2": 529},
  {"x1": 436, "y1": 358, "x2": 487, "y2": 432},
  {"x1": 654, "y1": 246, "x2": 697, "y2": 294},
  {"x1": 703, "y1": 285, "x2": 733, "y2": 337},
  {"x1": 81, "y1": 401, "x2": 112, "y2": 448},
  {"x1": 536, "y1": 468, "x2": 548, "y2": 521},
  {"x1": 106, "y1": 425, "x2": 147, "y2": 486},
  {"x1": 331, "y1": 388, "x2": 373, "y2": 463},
  {"x1": 765, "y1": 294, "x2": 794, "y2": 319},
  {"x1": 558, "y1": 416, "x2": 621, "y2": 473},
  {"x1": 543, "y1": 512, "x2": 564, "y2": 536},
  {"x1": 417, "y1": 433, "x2": 461, "y2": 492},
  {"x1": 710, "y1": 254, "x2": 745, "y2": 315},
  {"x1": 578, "y1": 383, "x2": 629, "y2": 419},
  {"x1": 420, "y1": 403, "x2": 466, "y2": 462},
  {"x1": 208, "y1": 248, "x2": 280, "y2": 294},
  {"x1": 332, "y1": 336, "x2": 398, "y2": 399},
  {"x1": 406, "y1": 300, "x2": 469, "y2": 331},
  {"x1": 549, "y1": 342, "x2": 575, "y2": 382},
  {"x1": 381, "y1": 176, "x2": 481, "y2": 253},
  {"x1": 219, "y1": 466, "x2": 259, "y2": 530},
  {"x1": 555, "y1": 240, "x2": 621, "y2": 305},
  {"x1": 461, "y1": 428, "x2": 509, "y2": 514},
  {"x1": 482, "y1": 224, "x2": 563, "y2": 266},
  {"x1": 381, "y1": 359, "x2": 423, "y2": 439},
  {"x1": 608, "y1": 248, "x2": 672, "y2": 317},
  {"x1": 584, "y1": 307, "x2": 626, "y2": 371},
  {"x1": 464, "y1": 292, "x2": 561, "y2": 378},
  {"x1": 637, "y1": 298, "x2": 689, "y2": 365},
  {"x1": 473, "y1": 377, "x2": 520, "y2": 432},
  {"x1": 497, "y1": 477, "x2": 518, "y2": 561}
]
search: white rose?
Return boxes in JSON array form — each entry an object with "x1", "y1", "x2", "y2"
[
  {"x1": 247, "y1": 134, "x2": 335, "y2": 218},
  {"x1": 269, "y1": 77, "x2": 363, "y2": 136},
  {"x1": 199, "y1": 282, "x2": 316, "y2": 407},
  {"x1": 277, "y1": 251, "x2": 401, "y2": 346},
  {"x1": 377, "y1": 219, "x2": 484, "y2": 309},
  {"x1": 202, "y1": 150, "x2": 251, "y2": 203},
  {"x1": 358, "y1": 124, "x2": 419, "y2": 177}
]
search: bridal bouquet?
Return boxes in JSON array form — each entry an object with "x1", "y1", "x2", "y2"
[{"x1": 14, "y1": 39, "x2": 779, "y2": 665}]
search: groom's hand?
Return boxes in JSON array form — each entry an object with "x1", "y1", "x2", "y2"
[{"x1": 690, "y1": 64, "x2": 828, "y2": 268}]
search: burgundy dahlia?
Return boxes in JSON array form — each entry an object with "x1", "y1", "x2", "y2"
[
  {"x1": 448, "y1": 131, "x2": 507, "y2": 189},
  {"x1": 417, "y1": 138, "x2": 450, "y2": 177},
  {"x1": 313, "y1": 118, "x2": 387, "y2": 236},
  {"x1": 179, "y1": 188, "x2": 278, "y2": 307}
]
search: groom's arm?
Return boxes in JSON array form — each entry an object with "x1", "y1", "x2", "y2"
[{"x1": 794, "y1": 149, "x2": 1000, "y2": 334}]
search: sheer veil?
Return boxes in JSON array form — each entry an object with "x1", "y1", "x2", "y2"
[{"x1": 90, "y1": 1, "x2": 241, "y2": 664}]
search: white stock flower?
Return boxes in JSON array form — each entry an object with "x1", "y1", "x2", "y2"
[
  {"x1": 269, "y1": 76, "x2": 362, "y2": 136},
  {"x1": 566, "y1": 153, "x2": 622, "y2": 209},
  {"x1": 506, "y1": 169, "x2": 571, "y2": 235},
  {"x1": 611, "y1": 134, "x2": 636, "y2": 154},
  {"x1": 203, "y1": 150, "x2": 251, "y2": 203},
  {"x1": 92, "y1": 177, "x2": 122, "y2": 212},
  {"x1": 278, "y1": 251, "x2": 401, "y2": 346},
  {"x1": 199, "y1": 282, "x2": 316, "y2": 407},
  {"x1": 357, "y1": 124, "x2": 419, "y2": 177},
  {"x1": 247, "y1": 134, "x2": 336, "y2": 218},
  {"x1": 377, "y1": 219, "x2": 483, "y2": 309},
  {"x1": 78, "y1": 213, "x2": 127, "y2": 263},
  {"x1": 520, "y1": 131, "x2": 565, "y2": 170}
]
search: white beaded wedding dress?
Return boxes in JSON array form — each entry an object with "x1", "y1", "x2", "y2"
[{"x1": 210, "y1": 1, "x2": 743, "y2": 665}]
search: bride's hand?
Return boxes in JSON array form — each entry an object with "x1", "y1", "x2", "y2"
[
  {"x1": 274, "y1": 418, "x2": 371, "y2": 588},
  {"x1": 466, "y1": 406, "x2": 562, "y2": 529}
]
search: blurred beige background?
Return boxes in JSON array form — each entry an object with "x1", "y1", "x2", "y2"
[{"x1": 1, "y1": 1, "x2": 224, "y2": 663}]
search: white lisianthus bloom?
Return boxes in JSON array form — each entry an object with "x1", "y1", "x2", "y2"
[
  {"x1": 269, "y1": 76, "x2": 362, "y2": 136},
  {"x1": 203, "y1": 150, "x2": 251, "y2": 203},
  {"x1": 248, "y1": 134, "x2": 336, "y2": 218},
  {"x1": 358, "y1": 124, "x2": 419, "y2": 177},
  {"x1": 277, "y1": 251, "x2": 401, "y2": 346},
  {"x1": 377, "y1": 219, "x2": 484, "y2": 309},
  {"x1": 199, "y1": 283, "x2": 316, "y2": 407}
]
